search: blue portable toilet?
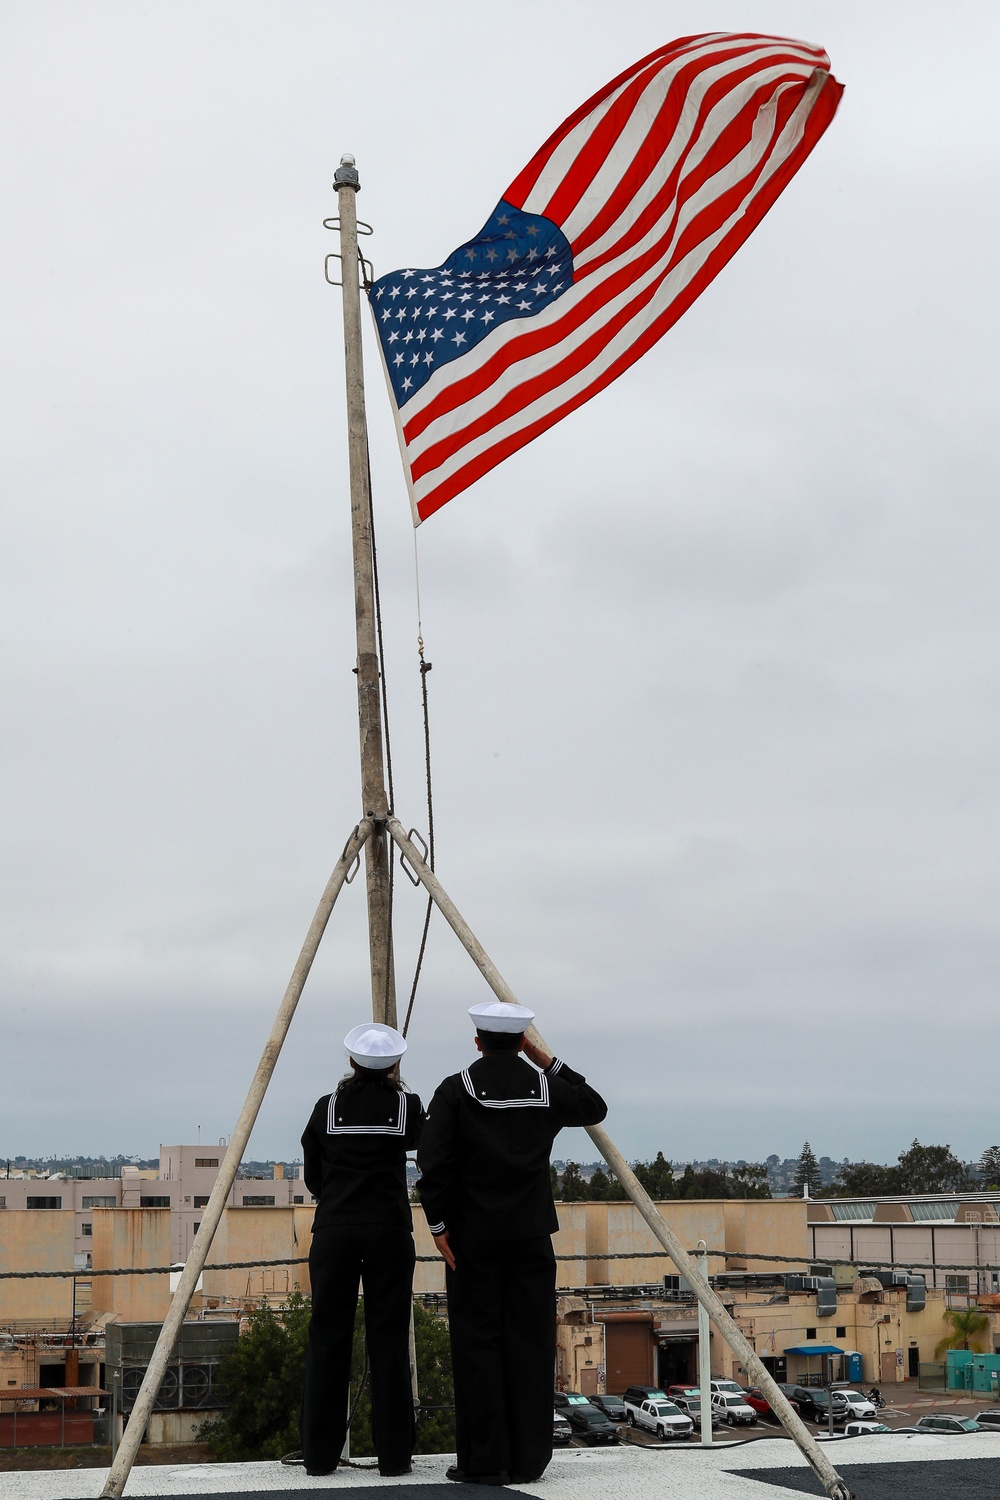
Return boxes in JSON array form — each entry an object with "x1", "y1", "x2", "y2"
[{"x1": 845, "y1": 1351, "x2": 863, "y2": 1384}]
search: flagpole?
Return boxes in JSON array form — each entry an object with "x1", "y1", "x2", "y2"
[{"x1": 334, "y1": 154, "x2": 397, "y2": 1027}]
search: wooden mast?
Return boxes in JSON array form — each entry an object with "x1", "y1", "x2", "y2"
[{"x1": 334, "y1": 153, "x2": 397, "y2": 1027}]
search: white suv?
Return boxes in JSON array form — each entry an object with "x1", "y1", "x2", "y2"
[{"x1": 711, "y1": 1391, "x2": 758, "y2": 1427}]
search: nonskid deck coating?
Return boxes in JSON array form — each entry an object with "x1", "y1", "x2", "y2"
[{"x1": 2, "y1": 1435, "x2": 999, "y2": 1500}]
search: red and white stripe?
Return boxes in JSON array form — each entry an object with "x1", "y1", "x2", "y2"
[{"x1": 381, "y1": 34, "x2": 842, "y2": 524}]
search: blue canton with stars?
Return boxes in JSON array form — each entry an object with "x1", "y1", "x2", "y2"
[{"x1": 370, "y1": 200, "x2": 574, "y2": 409}]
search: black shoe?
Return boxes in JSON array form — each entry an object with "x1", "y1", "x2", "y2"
[
  {"x1": 379, "y1": 1464, "x2": 412, "y2": 1476},
  {"x1": 304, "y1": 1464, "x2": 337, "y2": 1476}
]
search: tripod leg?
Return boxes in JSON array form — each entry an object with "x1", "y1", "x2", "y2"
[
  {"x1": 385, "y1": 817, "x2": 853, "y2": 1500},
  {"x1": 99, "y1": 819, "x2": 373, "y2": 1499}
]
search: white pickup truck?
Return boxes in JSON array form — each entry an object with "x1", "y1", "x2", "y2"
[{"x1": 624, "y1": 1395, "x2": 693, "y2": 1440}]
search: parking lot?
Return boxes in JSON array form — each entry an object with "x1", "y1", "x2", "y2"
[{"x1": 570, "y1": 1387, "x2": 1000, "y2": 1448}]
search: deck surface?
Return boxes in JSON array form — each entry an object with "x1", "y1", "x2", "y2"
[{"x1": 2, "y1": 1434, "x2": 1000, "y2": 1500}]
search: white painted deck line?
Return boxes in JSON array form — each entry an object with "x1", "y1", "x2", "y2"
[{"x1": 3, "y1": 1435, "x2": 1000, "y2": 1500}]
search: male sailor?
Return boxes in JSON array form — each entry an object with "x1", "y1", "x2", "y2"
[
  {"x1": 300, "y1": 1022, "x2": 424, "y2": 1477},
  {"x1": 417, "y1": 1001, "x2": 607, "y2": 1485}
]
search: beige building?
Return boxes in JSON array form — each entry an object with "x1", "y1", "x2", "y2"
[
  {"x1": 7, "y1": 1179, "x2": 1000, "y2": 1424},
  {"x1": 808, "y1": 1194, "x2": 1000, "y2": 1294}
]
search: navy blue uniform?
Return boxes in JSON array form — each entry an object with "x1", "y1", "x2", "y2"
[
  {"x1": 300, "y1": 1076, "x2": 424, "y2": 1475},
  {"x1": 417, "y1": 1054, "x2": 606, "y2": 1481}
]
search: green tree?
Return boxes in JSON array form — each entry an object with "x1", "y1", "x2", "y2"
[
  {"x1": 633, "y1": 1152, "x2": 675, "y2": 1199},
  {"x1": 198, "y1": 1292, "x2": 311, "y2": 1460},
  {"x1": 200, "y1": 1295, "x2": 455, "y2": 1461},
  {"x1": 895, "y1": 1140, "x2": 973, "y2": 1194},
  {"x1": 934, "y1": 1307, "x2": 991, "y2": 1359},
  {"x1": 829, "y1": 1160, "x2": 899, "y2": 1196},
  {"x1": 550, "y1": 1162, "x2": 560, "y2": 1196},
  {"x1": 587, "y1": 1166, "x2": 624, "y2": 1201},
  {"x1": 979, "y1": 1146, "x2": 1000, "y2": 1188},
  {"x1": 792, "y1": 1143, "x2": 823, "y2": 1197},
  {"x1": 558, "y1": 1162, "x2": 590, "y2": 1202},
  {"x1": 731, "y1": 1163, "x2": 772, "y2": 1199}
]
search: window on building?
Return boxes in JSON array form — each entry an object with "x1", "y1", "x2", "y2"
[
  {"x1": 194, "y1": 1223, "x2": 201, "y2": 1234},
  {"x1": 241, "y1": 1196, "x2": 276, "y2": 1207},
  {"x1": 805, "y1": 1328, "x2": 817, "y2": 1340},
  {"x1": 946, "y1": 1274, "x2": 970, "y2": 1293},
  {"x1": 293, "y1": 1195, "x2": 304, "y2": 1204},
  {"x1": 908, "y1": 1201, "x2": 957, "y2": 1222},
  {"x1": 194, "y1": 1196, "x2": 210, "y2": 1209},
  {"x1": 195, "y1": 1158, "x2": 219, "y2": 1169},
  {"x1": 0, "y1": 1197, "x2": 5, "y2": 1209},
  {"x1": 140, "y1": 1196, "x2": 170, "y2": 1208},
  {"x1": 27, "y1": 1196, "x2": 62, "y2": 1209},
  {"x1": 81, "y1": 1224, "x2": 93, "y2": 1236},
  {"x1": 836, "y1": 1326, "x2": 846, "y2": 1338},
  {"x1": 82, "y1": 1196, "x2": 116, "y2": 1210}
]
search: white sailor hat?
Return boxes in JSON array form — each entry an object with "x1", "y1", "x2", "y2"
[
  {"x1": 468, "y1": 1001, "x2": 535, "y2": 1034},
  {"x1": 344, "y1": 1023, "x2": 407, "y2": 1069}
]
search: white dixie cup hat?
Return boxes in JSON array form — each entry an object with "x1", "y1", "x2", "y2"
[
  {"x1": 344, "y1": 1022, "x2": 407, "y2": 1069},
  {"x1": 468, "y1": 1001, "x2": 536, "y2": 1033}
]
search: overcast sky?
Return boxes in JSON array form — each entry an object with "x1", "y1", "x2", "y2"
[{"x1": 3, "y1": 2, "x2": 998, "y2": 1170}]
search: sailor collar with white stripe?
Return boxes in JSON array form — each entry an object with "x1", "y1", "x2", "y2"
[
  {"x1": 460, "y1": 1060, "x2": 551, "y2": 1109},
  {"x1": 327, "y1": 1089, "x2": 408, "y2": 1136}
]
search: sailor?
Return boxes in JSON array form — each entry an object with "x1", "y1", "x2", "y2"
[
  {"x1": 417, "y1": 1001, "x2": 608, "y2": 1485},
  {"x1": 300, "y1": 1022, "x2": 424, "y2": 1477}
]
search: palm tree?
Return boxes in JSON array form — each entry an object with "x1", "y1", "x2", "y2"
[{"x1": 934, "y1": 1307, "x2": 991, "y2": 1359}]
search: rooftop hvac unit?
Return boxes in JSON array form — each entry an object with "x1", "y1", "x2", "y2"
[
  {"x1": 181, "y1": 1364, "x2": 215, "y2": 1410},
  {"x1": 155, "y1": 1366, "x2": 181, "y2": 1411},
  {"x1": 120, "y1": 1367, "x2": 144, "y2": 1412},
  {"x1": 120, "y1": 1364, "x2": 181, "y2": 1412}
]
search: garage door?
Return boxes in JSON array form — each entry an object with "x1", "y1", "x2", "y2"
[{"x1": 603, "y1": 1321, "x2": 652, "y2": 1392}]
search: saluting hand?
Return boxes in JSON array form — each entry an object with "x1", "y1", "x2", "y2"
[
  {"x1": 520, "y1": 1037, "x2": 553, "y2": 1070},
  {"x1": 433, "y1": 1230, "x2": 456, "y2": 1271}
]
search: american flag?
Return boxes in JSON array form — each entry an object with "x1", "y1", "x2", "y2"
[{"x1": 370, "y1": 34, "x2": 842, "y2": 525}]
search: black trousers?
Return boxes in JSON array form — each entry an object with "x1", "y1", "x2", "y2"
[
  {"x1": 301, "y1": 1222, "x2": 416, "y2": 1473},
  {"x1": 446, "y1": 1234, "x2": 556, "y2": 1480}
]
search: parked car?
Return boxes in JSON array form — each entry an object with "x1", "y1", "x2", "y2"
[
  {"x1": 711, "y1": 1391, "x2": 757, "y2": 1427},
  {"x1": 744, "y1": 1386, "x2": 800, "y2": 1420},
  {"x1": 564, "y1": 1402, "x2": 621, "y2": 1445},
  {"x1": 844, "y1": 1421, "x2": 892, "y2": 1437},
  {"x1": 629, "y1": 1398, "x2": 693, "y2": 1440},
  {"x1": 554, "y1": 1390, "x2": 593, "y2": 1409},
  {"x1": 621, "y1": 1386, "x2": 668, "y2": 1425},
  {"x1": 553, "y1": 1410, "x2": 573, "y2": 1446},
  {"x1": 840, "y1": 1390, "x2": 877, "y2": 1419},
  {"x1": 590, "y1": 1393, "x2": 627, "y2": 1422},
  {"x1": 777, "y1": 1384, "x2": 827, "y2": 1422},
  {"x1": 914, "y1": 1415, "x2": 982, "y2": 1434},
  {"x1": 667, "y1": 1384, "x2": 700, "y2": 1400},
  {"x1": 809, "y1": 1390, "x2": 852, "y2": 1427},
  {"x1": 674, "y1": 1391, "x2": 722, "y2": 1428},
  {"x1": 974, "y1": 1410, "x2": 1000, "y2": 1430},
  {"x1": 710, "y1": 1379, "x2": 746, "y2": 1396}
]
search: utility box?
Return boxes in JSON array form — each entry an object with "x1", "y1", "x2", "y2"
[
  {"x1": 969, "y1": 1354, "x2": 1000, "y2": 1393},
  {"x1": 946, "y1": 1350, "x2": 973, "y2": 1390}
]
